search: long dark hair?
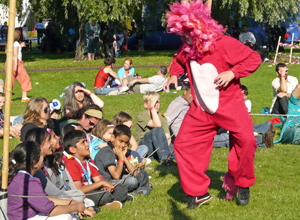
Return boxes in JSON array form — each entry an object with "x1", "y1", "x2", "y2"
[{"x1": 6, "y1": 141, "x2": 41, "y2": 186}]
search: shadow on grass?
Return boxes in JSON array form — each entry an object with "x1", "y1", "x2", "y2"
[
  {"x1": 169, "y1": 199, "x2": 191, "y2": 220},
  {"x1": 160, "y1": 165, "x2": 226, "y2": 203}
]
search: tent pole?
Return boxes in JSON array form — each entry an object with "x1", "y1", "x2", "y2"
[{"x1": 0, "y1": 0, "x2": 17, "y2": 217}]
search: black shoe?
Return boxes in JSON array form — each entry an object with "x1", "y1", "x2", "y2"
[
  {"x1": 161, "y1": 158, "x2": 177, "y2": 166},
  {"x1": 236, "y1": 187, "x2": 250, "y2": 206},
  {"x1": 148, "y1": 183, "x2": 153, "y2": 191},
  {"x1": 187, "y1": 193, "x2": 212, "y2": 209},
  {"x1": 126, "y1": 194, "x2": 134, "y2": 202},
  {"x1": 92, "y1": 206, "x2": 101, "y2": 213}
]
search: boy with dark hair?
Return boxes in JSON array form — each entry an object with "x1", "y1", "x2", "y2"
[
  {"x1": 94, "y1": 125, "x2": 151, "y2": 195},
  {"x1": 63, "y1": 130, "x2": 129, "y2": 210}
]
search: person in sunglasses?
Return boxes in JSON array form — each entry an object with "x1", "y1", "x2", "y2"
[
  {"x1": 20, "y1": 97, "x2": 51, "y2": 141},
  {"x1": 59, "y1": 104, "x2": 103, "y2": 133}
]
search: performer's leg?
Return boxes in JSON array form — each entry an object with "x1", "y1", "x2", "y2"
[
  {"x1": 175, "y1": 103, "x2": 217, "y2": 197},
  {"x1": 216, "y1": 100, "x2": 257, "y2": 188}
]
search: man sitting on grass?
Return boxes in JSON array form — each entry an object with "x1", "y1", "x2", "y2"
[{"x1": 115, "y1": 66, "x2": 168, "y2": 95}]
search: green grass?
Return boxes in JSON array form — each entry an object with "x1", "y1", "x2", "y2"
[{"x1": 1, "y1": 50, "x2": 300, "y2": 219}]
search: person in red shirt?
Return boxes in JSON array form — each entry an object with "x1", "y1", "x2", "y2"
[{"x1": 64, "y1": 130, "x2": 130, "y2": 210}]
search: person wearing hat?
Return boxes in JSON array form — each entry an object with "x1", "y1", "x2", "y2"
[{"x1": 59, "y1": 104, "x2": 102, "y2": 133}]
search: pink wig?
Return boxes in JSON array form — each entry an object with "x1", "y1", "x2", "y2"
[{"x1": 166, "y1": 0, "x2": 224, "y2": 60}]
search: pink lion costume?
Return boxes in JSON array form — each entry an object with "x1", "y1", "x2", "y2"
[{"x1": 165, "y1": 0, "x2": 261, "y2": 204}]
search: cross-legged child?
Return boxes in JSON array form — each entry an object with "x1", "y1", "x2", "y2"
[
  {"x1": 6, "y1": 141, "x2": 85, "y2": 220},
  {"x1": 94, "y1": 125, "x2": 151, "y2": 195},
  {"x1": 135, "y1": 91, "x2": 176, "y2": 166},
  {"x1": 63, "y1": 130, "x2": 129, "y2": 210}
]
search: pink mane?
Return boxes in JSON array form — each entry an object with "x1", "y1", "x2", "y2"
[{"x1": 166, "y1": 0, "x2": 224, "y2": 60}]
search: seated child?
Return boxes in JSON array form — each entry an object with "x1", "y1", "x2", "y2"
[
  {"x1": 63, "y1": 130, "x2": 129, "y2": 210},
  {"x1": 94, "y1": 124, "x2": 151, "y2": 194},
  {"x1": 6, "y1": 141, "x2": 85, "y2": 220},
  {"x1": 89, "y1": 119, "x2": 115, "y2": 159},
  {"x1": 111, "y1": 111, "x2": 149, "y2": 160},
  {"x1": 135, "y1": 91, "x2": 176, "y2": 166}
]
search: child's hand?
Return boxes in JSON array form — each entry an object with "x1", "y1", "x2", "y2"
[
  {"x1": 82, "y1": 207, "x2": 96, "y2": 218},
  {"x1": 100, "y1": 181, "x2": 115, "y2": 192},
  {"x1": 75, "y1": 202, "x2": 85, "y2": 213},
  {"x1": 214, "y1": 70, "x2": 235, "y2": 88},
  {"x1": 137, "y1": 163, "x2": 145, "y2": 170},
  {"x1": 148, "y1": 96, "x2": 159, "y2": 109},
  {"x1": 113, "y1": 147, "x2": 124, "y2": 160}
]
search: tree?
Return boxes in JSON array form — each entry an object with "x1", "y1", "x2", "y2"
[{"x1": 1, "y1": 0, "x2": 300, "y2": 59}]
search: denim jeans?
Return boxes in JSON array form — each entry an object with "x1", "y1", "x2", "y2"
[
  {"x1": 111, "y1": 170, "x2": 149, "y2": 192},
  {"x1": 94, "y1": 77, "x2": 119, "y2": 95},
  {"x1": 213, "y1": 122, "x2": 272, "y2": 148},
  {"x1": 139, "y1": 127, "x2": 174, "y2": 162},
  {"x1": 136, "y1": 145, "x2": 148, "y2": 158}
]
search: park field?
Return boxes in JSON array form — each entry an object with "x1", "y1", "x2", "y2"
[{"x1": 0, "y1": 49, "x2": 300, "y2": 219}]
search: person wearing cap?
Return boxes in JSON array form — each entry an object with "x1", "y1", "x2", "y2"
[{"x1": 59, "y1": 104, "x2": 102, "y2": 133}]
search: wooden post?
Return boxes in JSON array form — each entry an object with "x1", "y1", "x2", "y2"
[
  {"x1": 273, "y1": 36, "x2": 281, "y2": 65},
  {"x1": 289, "y1": 33, "x2": 294, "y2": 63},
  {"x1": 0, "y1": 0, "x2": 16, "y2": 217}
]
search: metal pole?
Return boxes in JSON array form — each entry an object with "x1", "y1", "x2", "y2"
[{"x1": 0, "y1": 0, "x2": 17, "y2": 217}]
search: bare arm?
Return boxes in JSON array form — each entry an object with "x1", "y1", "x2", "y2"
[
  {"x1": 48, "y1": 198, "x2": 85, "y2": 217},
  {"x1": 129, "y1": 78, "x2": 149, "y2": 87},
  {"x1": 73, "y1": 178, "x2": 113, "y2": 193},
  {"x1": 76, "y1": 87, "x2": 104, "y2": 108},
  {"x1": 108, "y1": 147, "x2": 125, "y2": 180},
  {"x1": 130, "y1": 135, "x2": 138, "y2": 151},
  {"x1": 146, "y1": 96, "x2": 162, "y2": 128},
  {"x1": 107, "y1": 68, "x2": 119, "y2": 79},
  {"x1": 13, "y1": 46, "x2": 18, "y2": 72}
]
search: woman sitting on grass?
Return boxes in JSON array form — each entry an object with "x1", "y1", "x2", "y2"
[
  {"x1": 112, "y1": 57, "x2": 135, "y2": 87},
  {"x1": 63, "y1": 81, "x2": 104, "y2": 116},
  {"x1": 94, "y1": 57, "x2": 122, "y2": 95},
  {"x1": 5, "y1": 141, "x2": 85, "y2": 220},
  {"x1": 20, "y1": 97, "x2": 53, "y2": 141}
]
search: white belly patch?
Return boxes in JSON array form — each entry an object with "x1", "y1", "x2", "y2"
[{"x1": 190, "y1": 61, "x2": 219, "y2": 114}]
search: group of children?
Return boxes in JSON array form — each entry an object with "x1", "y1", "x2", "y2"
[{"x1": 2, "y1": 89, "x2": 175, "y2": 219}]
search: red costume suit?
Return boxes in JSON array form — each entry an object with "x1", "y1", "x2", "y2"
[{"x1": 170, "y1": 35, "x2": 261, "y2": 197}]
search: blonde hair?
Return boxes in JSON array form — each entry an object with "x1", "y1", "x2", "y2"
[
  {"x1": 23, "y1": 97, "x2": 49, "y2": 127},
  {"x1": 143, "y1": 91, "x2": 159, "y2": 103},
  {"x1": 91, "y1": 119, "x2": 113, "y2": 139}
]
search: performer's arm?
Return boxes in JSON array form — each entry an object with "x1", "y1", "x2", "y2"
[{"x1": 223, "y1": 37, "x2": 261, "y2": 79}]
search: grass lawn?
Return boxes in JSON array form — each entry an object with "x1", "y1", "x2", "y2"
[{"x1": 1, "y1": 50, "x2": 300, "y2": 219}]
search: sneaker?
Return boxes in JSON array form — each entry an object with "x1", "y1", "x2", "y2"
[
  {"x1": 126, "y1": 194, "x2": 134, "y2": 202},
  {"x1": 187, "y1": 192, "x2": 212, "y2": 209},
  {"x1": 148, "y1": 183, "x2": 153, "y2": 191},
  {"x1": 102, "y1": 201, "x2": 122, "y2": 210},
  {"x1": 117, "y1": 91, "x2": 129, "y2": 95},
  {"x1": 236, "y1": 187, "x2": 250, "y2": 206},
  {"x1": 21, "y1": 97, "x2": 30, "y2": 102},
  {"x1": 119, "y1": 86, "x2": 129, "y2": 93},
  {"x1": 262, "y1": 130, "x2": 274, "y2": 148},
  {"x1": 131, "y1": 187, "x2": 150, "y2": 196},
  {"x1": 92, "y1": 206, "x2": 101, "y2": 213},
  {"x1": 107, "y1": 90, "x2": 119, "y2": 96},
  {"x1": 145, "y1": 158, "x2": 152, "y2": 165},
  {"x1": 161, "y1": 158, "x2": 177, "y2": 166}
]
